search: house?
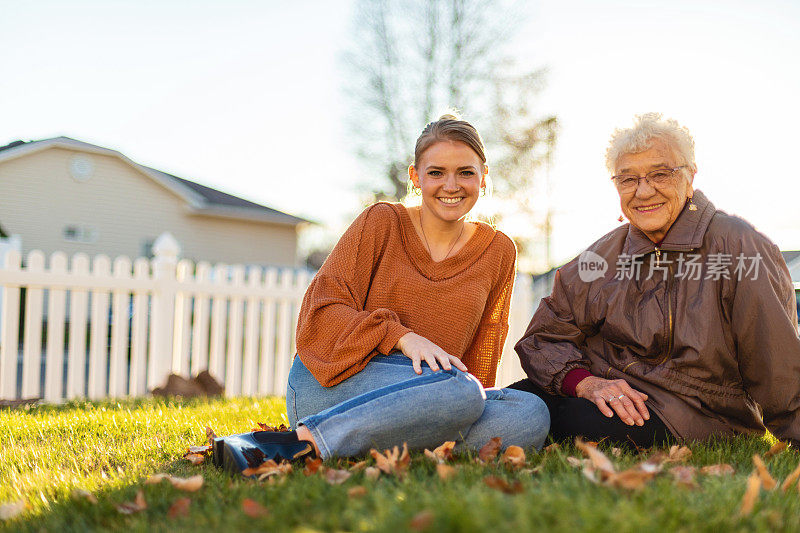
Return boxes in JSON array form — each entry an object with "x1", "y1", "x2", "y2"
[{"x1": 0, "y1": 137, "x2": 309, "y2": 266}]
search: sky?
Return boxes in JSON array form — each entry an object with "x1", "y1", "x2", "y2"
[{"x1": 1, "y1": 0, "x2": 799, "y2": 271}]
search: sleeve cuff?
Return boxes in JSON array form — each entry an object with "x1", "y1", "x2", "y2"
[
  {"x1": 561, "y1": 368, "x2": 593, "y2": 397},
  {"x1": 377, "y1": 321, "x2": 412, "y2": 355}
]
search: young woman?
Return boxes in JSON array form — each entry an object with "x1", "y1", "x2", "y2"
[{"x1": 213, "y1": 115, "x2": 549, "y2": 472}]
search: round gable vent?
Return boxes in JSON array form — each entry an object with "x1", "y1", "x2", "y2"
[{"x1": 69, "y1": 155, "x2": 94, "y2": 182}]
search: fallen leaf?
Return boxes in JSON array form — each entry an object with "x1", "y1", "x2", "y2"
[
  {"x1": 637, "y1": 455, "x2": 665, "y2": 474},
  {"x1": 347, "y1": 486, "x2": 367, "y2": 498},
  {"x1": 146, "y1": 474, "x2": 204, "y2": 492},
  {"x1": 364, "y1": 467, "x2": 381, "y2": 481},
  {"x1": 500, "y1": 446, "x2": 526, "y2": 469},
  {"x1": 521, "y1": 466, "x2": 543, "y2": 475},
  {"x1": 252, "y1": 422, "x2": 290, "y2": 433},
  {"x1": 566, "y1": 456, "x2": 583, "y2": 468},
  {"x1": 478, "y1": 437, "x2": 503, "y2": 463},
  {"x1": 606, "y1": 467, "x2": 657, "y2": 490},
  {"x1": 544, "y1": 443, "x2": 561, "y2": 453},
  {"x1": 304, "y1": 457, "x2": 324, "y2": 476},
  {"x1": 370, "y1": 443, "x2": 411, "y2": 477},
  {"x1": 409, "y1": 510, "x2": 434, "y2": 531},
  {"x1": 611, "y1": 447, "x2": 622, "y2": 458},
  {"x1": 575, "y1": 439, "x2": 616, "y2": 479},
  {"x1": 167, "y1": 497, "x2": 191, "y2": 519},
  {"x1": 116, "y1": 490, "x2": 147, "y2": 514},
  {"x1": 740, "y1": 472, "x2": 761, "y2": 516},
  {"x1": 667, "y1": 445, "x2": 692, "y2": 463},
  {"x1": 670, "y1": 466, "x2": 698, "y2": 489},
  {"x1": 325, "y1": 468, "x2": 352, "y2": 485},
  {"x1": 72, "y1": 489, "x2": 97, "y2": 504},
  {"x1": 242, "y1": 459, "x2": 292, "y2": 478},
  {"x1": 241, "y1": 498, "x2": 268, "y2": 518},
  {"x1": 186, "y1": 445, "x2": 212, "y2": 455},
  {"x1": 349, "y1": 460, "x2": 367, "y2": 472},
  {"x1": 483, "y1": 475, "x2": 524, "y2": 494},
  {"x1": 764, "y1": 441, "x2": 788, "y2": 459},
  {"x1": 780, "y1": 462, "x2": 800, "y2": 492},
  {"x1": 425, "y1": 441, "x2": 456, "y2": 463},
  {"x1": 701, "y1": 464, "x2": 735, "y2": 476},
  {"x1": 436, "y1": 464, "x2": 457, "y2": 481},
  {"x1": 752, "y1": 455, "x2": 777, "y2": 490},
  {"x1": 0, "y1": 499, "x2": 26, "y2": 520},
  {"x1": 205, "y1": 426, "x2": 217, "y2": 446},
  {"x1": 185, "y1": 453, "x2": 204, "y2": 465}
]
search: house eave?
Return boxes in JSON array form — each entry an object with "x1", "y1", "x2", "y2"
[{"x1": 187, "y1": 205, "x2": 311, "y2": 226}]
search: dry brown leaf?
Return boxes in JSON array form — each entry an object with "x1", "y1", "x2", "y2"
[
  {"x1": 483, "y1": 475, "x2": 524, "y2": 494},
  {"x1": 409, "y1": 510, "x2": 434, "y2": 531},
  {"x1": 251, "y1": 422, "x2": 290, "y2": 433},
  {"x1": 431, "y1": 441, "x2": 456, "y2": 462},
  {"x1": 304, "y1": 457, "x2": 324, "y2": 476},
  {"x1": 325, "y1": 468, "x2": 351, "y2": 485},
  {"x1": 521, "y1": 466, "x2": 543, "y2": 475},
  {"x1": 205, "y1": 426, "x2": 217, "y2": 446},
  {"x1": 500, "y1": 446, "x2": 526, "y2": 469},
  {"x1": 637, "y1": 455, "x2": 665, "y2": 474},
  {"x1": 116, "y1": 490, "x2": 147, "y2": 514},
  {"x1": 347, "y1": 486, "x2": 367, "y2": 498},
  {"x1": 753, "y1": 455, "x2": 777, "y2": 490},
  {"x1": 611, "y1": 447, "x2": 622, "y2": 458},
  {"x1": 740, "y1": 472, "x2": 761, "y2": 516},
  {"x1": 72, "y1": 489, "x2": 98, "y2": 504},
  {"x1": 764, "y1": 441, "x2": 788, "y2": 459},
  {"x1": 185, "y1": 453, "x2": 205, "y2": 465},
  {"x1": 167, "y1": 497, "x2": 191, "y2": 519},
  {"x1": 701, "y1": 464, "x2": 735, "y2": 476},
  {"x1": 364, "y1": 467, "x2": 381, "y2": 481},
  {"x1": 575, "y1": 438, "x2": 616, "y2": 478},
  {"x1": 186, "y1": 445, "x2": 212, "y2": 455},
  {"x1": 436, "y1": 464, "x2": 457, "y2": 481},
  {"x1": 566, "y1": 456, "x2": 584, "y2": 468},
  {"x1": 0, "y1": 499, "x2": 27, "y2": 520},
  {"x1": 242, "y1": 459, "x2": 292, "y2": 479},
  {"x1": 478, "y1": 437, "x2": 503, "y2": 463},
  {"x1": 544, "y1": 443, "x2": 561, "y2": 453},
  {"x1": 145, "y1": 474, "x2": 204, "y2": 492},
  {"x1": 670, "y1": 466, "x2": 698, "y2": 489},
  {"x1": 349, "y1": 460, "x2": 367, "y2": 472},
  {"x1": 370, "y1": 443, "x2": 410, "y2": 477},
  {"x1": 667, "y1": 445, "x2": 692, "y2": 463},
  {"x1": 242, "y1": 498, "x2": 269, "y2": 518},
  {"x1": 780, "y1": 462, "x2": 800, "y2": 491},
  {"x1": 606, "y1": 468, "x2": 657, "y2": 490}
]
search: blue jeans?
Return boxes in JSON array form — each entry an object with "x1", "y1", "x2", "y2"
[{"x1": 286, "y1": 354, "x2": 549, "y2": 459}]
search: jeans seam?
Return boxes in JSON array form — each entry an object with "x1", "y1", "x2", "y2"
[{"x1": 286, "y1": 380, "x2": 299, "y2": 424}]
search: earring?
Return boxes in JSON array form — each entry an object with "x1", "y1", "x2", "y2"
[
  {"x1": 617, "y1": 215, "x2": 624, "y2": 222},
  {"x1": 687, "y1": 196, "x2": 697, "y2": 211},
  {"x1": 480, "y1": 186, "x2": 486, "y2": 197},
  {"x1": 413, "y1": 185, "x2": 421, "y2": 196}
]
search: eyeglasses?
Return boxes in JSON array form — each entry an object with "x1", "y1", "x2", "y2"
[{"x1": 611, "y1": 166, "x2": 686, "y2": 192}]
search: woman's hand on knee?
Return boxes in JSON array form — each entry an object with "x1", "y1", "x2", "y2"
[
  {"x1": 574, "y1": 376, "x2": 650, "y2": 426},
  {"x1": 395, "y1": 332, "x2": 468, "y2": 374}
]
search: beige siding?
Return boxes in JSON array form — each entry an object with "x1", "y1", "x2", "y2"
[{"x1": 0, "y1": 147, "x2": 299, "y2": 266}]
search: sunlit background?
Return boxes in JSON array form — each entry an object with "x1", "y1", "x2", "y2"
[{"x1": 2, "y1": 0, "x2": 798, "y2": 272}]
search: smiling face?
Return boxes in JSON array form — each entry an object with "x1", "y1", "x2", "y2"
[
  {"x1": 614, "y1": 137, "x2": 695, "y2": 243},
  {"x1": 409, "y1": 140, "x2": 487, "y2": 224}
]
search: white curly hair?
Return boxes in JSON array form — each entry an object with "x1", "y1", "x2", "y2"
[{"x1": 605, "y1": 112, "x2": 696, "y2": 174}]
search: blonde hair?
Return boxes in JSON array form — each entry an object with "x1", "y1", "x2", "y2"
[{"x1": 605, "y1": 112, "x2": 696, "y2": 173}]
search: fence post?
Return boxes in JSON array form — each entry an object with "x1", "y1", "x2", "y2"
[{"x1": 147, "y1": 232, "x2": 180, "y2": 391}]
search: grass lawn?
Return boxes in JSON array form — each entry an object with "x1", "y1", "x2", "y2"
[{"x1": 1, "y1": 397, "x2": 799, "y2": 533}]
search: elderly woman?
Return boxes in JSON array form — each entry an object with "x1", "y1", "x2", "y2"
[{"x1": 510, "y1": 113, "x2": 800, "y2": 448}]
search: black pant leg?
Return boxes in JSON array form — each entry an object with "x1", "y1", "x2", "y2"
[{"x1": 508, "y1": 378, "x2": 673, "y2": 449}]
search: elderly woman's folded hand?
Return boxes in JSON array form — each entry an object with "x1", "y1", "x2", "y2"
[{"x1": 574, "y1": 376, "x2": 650, "y2": 426}]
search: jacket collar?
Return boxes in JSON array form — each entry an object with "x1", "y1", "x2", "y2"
[{"x1": 622, "y1": 189, "x2": 716, "y2": 257}]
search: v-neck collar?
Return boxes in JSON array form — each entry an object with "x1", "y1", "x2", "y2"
[
  {"x1": 622, "y1": 189, "x2": 716, "y2": 257},
  {"x1": 388, "y1": 203, "x2": 497, "y2": 281}
]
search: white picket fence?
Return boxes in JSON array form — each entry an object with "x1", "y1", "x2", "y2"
[
  {"x1": 0, "y1": 234, "x2": 535, "y2": 403},
  {"x1": 0, "y1": 233, "x2": 311, "y2": 402}
]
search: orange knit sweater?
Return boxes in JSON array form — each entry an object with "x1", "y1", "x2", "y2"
[{"x1": 295, "y1": 202, "x2": 516, "y2": 388}]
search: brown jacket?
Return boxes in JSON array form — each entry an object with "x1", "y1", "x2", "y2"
[{"x1": 515, "y1": 190, "x2": 800, "y2": 444}]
